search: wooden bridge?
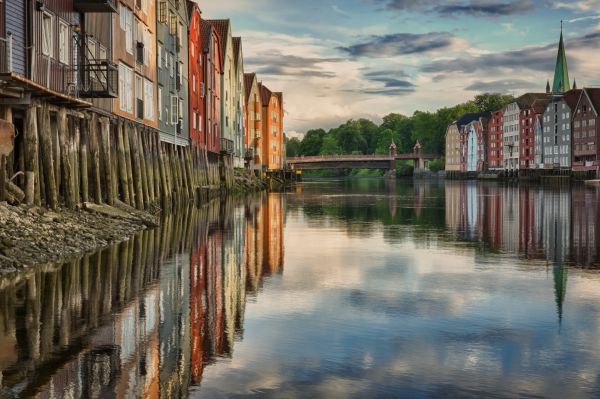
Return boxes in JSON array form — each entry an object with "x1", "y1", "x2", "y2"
[{"x1": 287, "y1": 152, "x2": 437, "y2": 171}]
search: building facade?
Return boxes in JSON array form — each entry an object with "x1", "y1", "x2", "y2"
[
  {"x1": 542, "y1": 90, "x2": 580, "y2": 169},
  {"x1": 534, "y1": 114, "x2": 544, "y2": 168},
  {"x1": 503, "y1": 101, "x2": 521, "y2": 171},
  {"x1": 445, "y1": 123, "x2": 461, "y2": 172},
  {"x1": 114, "y1": 0, "x2": 157, "y2": 130},
  {"x1": 572, "y1": 88, "x2": 600, "y2": 176},
  {"x1": 259, "y1": 83, "x2": 284, "y2": 170},
  {"x1": 520, "y1": 99, "x2": 549, "y2": 170},
  {"x1": 232, "y1": 37, "x2": 245, "y2": 168},
  {"x1": 463, "y1": 117, "x2": 488, "y2": 173},
  {"x1": 244, "y1": 72, "x2": 262, "y2": 171},
  {"x1": 201, "y1": 19, "x2": 222, "y2": 155},
  {"x1": 488, "y1": 110, "x2": 504, "y2": 171},
  {"x1": 207, "y1": 19, "x2": 234, "y2": 156},
  {"x1": 156, "y1": 0, "x2": 189, "y2": 146},
  {"x1": 188, "y1": 1, "x2": 204, "y2": 148}
]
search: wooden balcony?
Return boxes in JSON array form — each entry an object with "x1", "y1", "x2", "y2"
[
  {"x1": 73, "y1": 0, "x2": 118, "y2": 13},
  {"x1": 78, "y1": 61, "x2": 118, "y2": 98},
  {"x1": 220, "y1": 138, "x2": 234, "y2": 155}
]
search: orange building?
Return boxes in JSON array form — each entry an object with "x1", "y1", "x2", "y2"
[{"x1": 259, "y1": 83, "x2": 284, "y2": 171}]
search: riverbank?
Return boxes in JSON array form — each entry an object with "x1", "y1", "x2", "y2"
[{"x1": 0, "y1": 169, "x2": 278, "y2": 273}]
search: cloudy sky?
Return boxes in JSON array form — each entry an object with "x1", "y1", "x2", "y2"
[{"x1": 201, "y1": 0, "x2": 600, "y2": 136}]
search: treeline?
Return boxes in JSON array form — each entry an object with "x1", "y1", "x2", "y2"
[{"x1": 286, "y1": 93, "x2": 515, "y2": 160}]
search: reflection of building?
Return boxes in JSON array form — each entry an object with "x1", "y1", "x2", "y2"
[
  {"x1": 519, "y1": 186, "x2": 544, "y2": 258},
  {"x1": 263, "y1": 193, "x2": 284, "y2": 274},
  {"x1": 481, "y1": 184, "x2": 503, "y2": 249},
  {"x1": 570, "y1": 187, "x2": 600, "y2": 266},
  {"x1": 502, "y1": 184, "x2": 519, "y2": 252},
  {"x1": 445, "y1": 182, "x2": 462, "y2": 233},
  {"x1": 542, "y1": 187, "x2": 571, "y2": 263}
]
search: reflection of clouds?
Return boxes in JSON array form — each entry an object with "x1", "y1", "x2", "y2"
[{"x1": 191, "y1": 186, "x2": 600, "y2": 398}]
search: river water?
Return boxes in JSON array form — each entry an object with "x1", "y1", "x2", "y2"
[{"x1": 1, "y1": 180, "x2": 600, "y2": 398}]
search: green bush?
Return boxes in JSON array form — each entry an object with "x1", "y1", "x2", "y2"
[{"x1": 429, "y1": 158, "x2": 445, "y2": 172}]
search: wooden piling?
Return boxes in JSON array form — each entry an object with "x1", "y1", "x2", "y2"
[
  {"x1": 24, "y1": 105, "x2": 40, "y2": 205},
  {"x1": 90, "y1": 114, "x2": 102, "y2": 203},
  {"x1": 38, "y1": 105, "x2": 58, "y2": 210},
  {"x1": 137, "y1": 128, "x2": 150, "y2": 208},
  {"x1": 123, "y1": 123, "x2": 135, "y2": 207},
  {"x1": 58, "y1": 108, "x2": 75, "y2": 209},
  {"x1": 116, "y1": 121, "x2": 130, "y2": 205},
  {"x1": 100, "y1": 117, "x2": 116, "y2": 206},
  {"x1": 130, "y1": 125, "x2": 144, "y2": 210},
  {"x1": 80, "y1": 118, "x2": 89, "y2": 204}
]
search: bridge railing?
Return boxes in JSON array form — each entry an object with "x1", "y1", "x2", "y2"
[{"x1": 287, "y1": 153, "x2": 437, "y2": 163}]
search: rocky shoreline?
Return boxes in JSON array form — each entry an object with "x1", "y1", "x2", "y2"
[{"x1": 0, "y1": 171, "x2": 283, "y2": 274}]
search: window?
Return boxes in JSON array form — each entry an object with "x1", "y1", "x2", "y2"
[
  {"x1": 135, "y1": 75, "x2": 144, "y2": 119},
  {"x1": 159, "y1": 1, "x2": 167, "y2": 23},
  {"x1": 169, "y1": 54, "x2": 174, "y2": 77},
  {"x1": 178, "y1": 98, "x2": 183, "y2": 121},
  {"x1": 170, "y1": 14, "x2": 177, "y2": 35},
  {"x1": 192, "y1": 111, "x2": 196, "y2": 130},
  {"x1": 58, "y1": 21, "x2": 69, "y2": 64},
  {"x1": 119, "y1": 63, "x2": 133, "y2": 113},
  {"x1": 120, "y1": 6, "x2": 133, "y2": 54},
  {"x1": 144, "y1": 79, "x2": 154, "y2": 121},
  {"x1": 171, "y1": 95, "x2": 178, "y2": 125},
  {"x1": 158, "y1": 86, "x2": 162, "y2": 121},
  {"x1": 157, "y1": 43, "x2": 162, "y2": 68},
  {"x1": 192, "y1": 75, "x2": 196, "y2": 92},
  {"x1": 99, "y1": 45, "x2": 107, "y2": 83},
  {"x1": 42, "y1": 12, "x2": 54, "y2": 57}
]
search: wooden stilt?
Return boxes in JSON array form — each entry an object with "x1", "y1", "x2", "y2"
[
  {"x1": 24, "y1": 105, "x2": 40, "y2": 205},
  {"x1": 123, "y1": 123, "x2": 135, "y2": 207},
  {"x1": 100, "y1": 117, "x2": 115, "y2": 205},
  {"x1": 58, "y1": 108, "x2": 75, "y2": 209},
  {"x1": 90, "y1": 114, "x2": 102, "y2": 203},
  {"x1": 80, "y1": 117, "x2": 89, "y2": 204},
  {"x1": 38, "y1": 105, "x2": 58, "y2": 210},
  {"x1": 130, "y1": 125, "x2": 144, "y2": 210},
  {"x1": 116, "y1": 121, "x2": 130, "y2": 205}
]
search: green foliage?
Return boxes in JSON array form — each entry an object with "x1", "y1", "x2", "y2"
[
  {"x1": 286, "y1": 137, "x2": 302, "y2": 157},
  {"x1": 293, "y1": 92, "x2": 516, "y2": 161},
  {"x1": 321, "y1": 135, "x2": 342, "y2": 155},
  {"x1": 429, "y1": 158, "x2": 445, "y2": 172}
]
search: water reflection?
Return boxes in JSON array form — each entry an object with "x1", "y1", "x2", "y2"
[
  {"x1": 0, "y1": 193, "x2": 284, "y2": 398},
  {"x1": 2, "y1": 180, "x2": 600, "y2": 398}
]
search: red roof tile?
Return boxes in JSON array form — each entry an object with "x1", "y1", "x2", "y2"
[
  {"x1": 233, "y1": 37, "x2": 242, "y2": 68},
  {"x1": 244, "y1": 73, "x2": 256, "y2": 101},
  {"x1": 206, "y1": 19, "x2": 230, "y2": 65}
]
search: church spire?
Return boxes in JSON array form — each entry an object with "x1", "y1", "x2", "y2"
[
  {"x1": 546, "y1": 80, "x2": 551, "y2": 94},
  {"x1": 552, "y1": 21, "x2": 571, "y2": 94},
  {"x1": 573, "y1": 78, "x2": 577, "y2": 89}
]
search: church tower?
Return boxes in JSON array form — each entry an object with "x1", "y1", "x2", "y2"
[{"x1": 552, "y1": 22, "x2": 570, "y2": 94}]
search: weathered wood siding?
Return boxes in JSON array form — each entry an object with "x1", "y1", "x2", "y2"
[
  {"x1": 83, "y1": 11, "x2": 113, "y2": 112},
  {"x1": 30, "y1": 0, "x2": 76, "y2": 93},
  {"x1": 5, "y1": 0, "x2": 26, "y2": 75}
]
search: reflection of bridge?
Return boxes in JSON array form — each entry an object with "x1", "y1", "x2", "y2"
[{"x1": 287, "y1": 153, "x2": 437, "y2": 171}]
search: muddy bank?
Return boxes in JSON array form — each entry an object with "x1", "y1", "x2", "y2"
[{"x1": 0, "y1": 202, "x2": 158, "y2": 273}]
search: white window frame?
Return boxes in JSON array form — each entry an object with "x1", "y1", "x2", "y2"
[
  {"x1": 58, "y1": 20, "x2": 69, "y2": 64},
  {"x1": 42, "y1": 12, "x2": 54, "y2": 58},
  {"x1": 170, "y1": 95, "x2": 178, "y2": 125},
  {"x1": 158, "y1": 86, "x2": 163, "y2": 121},
  {"x1": 119, "y1": 62, "x2": 134, "y2": 113},
  {"x1": 144, "y1": 79, "x2": 154, "y2": 121},
  {"x1": 157, "y1": 43, "x2": 162, "y2": 69}
]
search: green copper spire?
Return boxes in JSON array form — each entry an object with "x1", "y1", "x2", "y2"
[{"x1": 552, "y1": 22, "x2": 570, "y2": 94}]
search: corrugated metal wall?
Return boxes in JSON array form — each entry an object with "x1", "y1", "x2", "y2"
[{"x1": 5, "y1": 0, "x2": 26, "y2": 75}]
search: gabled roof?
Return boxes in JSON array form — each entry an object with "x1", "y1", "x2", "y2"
[
  {"x1": 260, "y1": 83, "x2": 273, "y2": 107},
  {"x1": 186, "y1": 0, "x2": 198, "y2": 24},
  {"x1": 455, "y1": 112, "x2": 489, "y2": 129},
  {"x1": 206, "y1": 19, "x2": 230, "y2": 64},
  {"x1": 233, "y1": 37, "x2": 242, "y2": 69},
  {"x1": 244, "y1": 73, "x2": 256, "y2": 101},
  {"x1": 515, "y1": 93, "x2": 550, "y2": 109},
  {"x1": 531, "y1": 98, "x2": 551, "y2": 114},
  {"x1": 201, "y1": 20, "x2": 212, "y2": 49},
  {"x1": 562, "y1": 88, "x2": 582, "y2": 109},
  {"x1": 576, "y1": 88, "x2": 600, "y2": 117}
]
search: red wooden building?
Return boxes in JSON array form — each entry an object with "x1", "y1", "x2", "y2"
[
  {"x1": 520, "y1": 98, "x2": 550, "y2": 170},
  {"x1": 188, "y1": 1, "x2": 204, "y2": 148},
  {"x1": 488, "y1": 110, "x2": 504, "y2": 171},
  {"x1": 572, "y1": 88, "x2": 600, "y2": 177},
  {"x1": 201, "y1": 19, "x2": 223, "y2": 155}
]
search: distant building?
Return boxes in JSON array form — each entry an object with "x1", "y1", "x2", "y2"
[
  {"x1": 259, "y1": 83, "x2": 284, "y2": 171},
  {"x1": 572, "y1": 88, "x2": 600, "y2": 177},
  {"x1": 188, "y1": 2, "x2": 204, "y2": 149},
  {"x1": 232, "y1": 37, "x2": 246, "y2": 168},
  {"x1": 520, "y1": 98, "x2": 550, "y2": 170},
  {"x1": 244, "y1": 73, "x2": 262, "y2": 171},
  {"x1": 156, "y1": 0, "x2": 189, "y2": 146},
  {"x1": 488, "y1": 110, "x2": 504, "y2": 171},
  {"x1": 461, "y1": 115, "x2": 489, "y2": 173},
  {"x1": 542, "y1": 89, "x2": 580, "y2": 169},
  {"x1": 503, "y1": 93, "x2": 548, "y2": 171},
  {"x1": 207, "y1": 19, "x2": 235, "y2": 157},
  {"x1": 445, "y1": 123, "x2": 461, "y2": 172},
  {"x1": 201, "y1": 20, "x2": 223, "y2": 155}
]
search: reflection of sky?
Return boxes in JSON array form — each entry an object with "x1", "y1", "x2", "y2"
[{"x1": 193, "y1": 184, "x2": 600, "y2": 399}]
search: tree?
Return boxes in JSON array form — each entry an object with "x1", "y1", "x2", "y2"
[
  {"x1": 286, "y1": 137, "x2": 302, "y2": 157},
  {"x1": 473, "y1": 93, "x2": 515, "y2": 113},
  {"x1": 320, "y1": 135, "x2": 341, "y2": 155},
  {"x1": 300, "y1": 129, "x2": 326, "y2": 156},
  {"x1": 375, "y1": 128, "x2": 400, "y2": 154}
]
